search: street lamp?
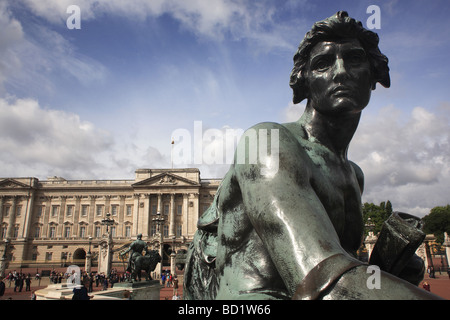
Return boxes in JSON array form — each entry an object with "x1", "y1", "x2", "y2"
[
  {"x1": 152, "y1": 211, "x2": 165, "y2": 278},
  {"x1": 0, "y1": 239, "x2": 10, "y2": 277},
  {"x1": 101, "y1": 212, "x2": 115, "y2": 233},
  {"x1": 86, "y1": 236, "x2": 93, "y2": 275},
  {"x1": 88, "y1": 236, "x2": 92, "y2": 255},
  {"x1": 101, "y1": 213, "x2": 115, "y2": 276}
]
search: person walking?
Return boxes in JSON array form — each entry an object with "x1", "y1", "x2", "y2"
[
  {"x1": 25, "y1": 274, "x2": 32, "y2": 291},
  {"x1": 172, "y1": 276, "x2": 179, "y2": 297},
  {"x1": 0, "y1": 276, "x2": 5, "y2": 300}
]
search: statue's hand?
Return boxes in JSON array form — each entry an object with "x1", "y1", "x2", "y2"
[{"x1": 397, "y1": 254, "x2": 425, "y2": 286}]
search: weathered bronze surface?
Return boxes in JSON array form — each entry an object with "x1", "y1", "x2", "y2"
[{"x1": 184, "y1": 11, "x2": 441, "y2": 300}]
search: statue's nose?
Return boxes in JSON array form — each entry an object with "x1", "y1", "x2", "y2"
[{"x1": 332, "y1": 58, "x2": 349, "y2": 82}]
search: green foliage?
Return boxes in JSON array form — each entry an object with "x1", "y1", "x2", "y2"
[
  {"x1": 362, "y1": 200, "x2": 392, "y2": 235},
  {"x1": 422, "y1": 205, "x2": 450, "y2": 244}
]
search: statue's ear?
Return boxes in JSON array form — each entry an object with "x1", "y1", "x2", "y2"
[
  {"x1": 378, "y1": 71, "x2": 390, "y2": 88},
  {"x1": 369, "y1": 61, "x2": 390, "y2": 90},
  {"x1": 292, "y1": 71, "x2": 309, "y2": 104}
]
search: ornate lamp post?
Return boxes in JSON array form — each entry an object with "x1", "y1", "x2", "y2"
[
  {"x1": 102, "y1": 212, "x2": 115, "y2": 234},
  {"x1": 0, "y1": 239, "x2": 10, "y2": 277},
  {"x1": 152, "y1": 211, "x2": 165, "y2": 278},
  {"x1": 85, "y1": 236, "x2": 93, "y2": 275},
  {"x1": 171, "y1": 235, "x2": 176, "y2": 275},
  {"x1": 100, "y1": 212, "x2": 115, "y2": 276}
]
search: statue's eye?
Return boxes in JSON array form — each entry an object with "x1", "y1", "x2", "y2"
[{"x1": 312, "y1": 57, "x2": 331, "y2": 71}]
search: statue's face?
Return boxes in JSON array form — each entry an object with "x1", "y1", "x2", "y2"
[{"x1": 305, "y1": 38, "x2": 373, "y2": 116}]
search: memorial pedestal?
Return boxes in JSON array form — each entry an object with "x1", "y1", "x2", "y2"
[
  {"x1": 106, "y1": 280, "x2": 162, "y2": 300},
  {"x1": 35, "y1": 283, "x2": 82, "y2": 300},
  {"x1": 35, "y1": 280, "x2": 162, "y2": 300}
]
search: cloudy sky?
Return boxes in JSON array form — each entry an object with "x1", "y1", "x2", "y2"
[{"x1": 1, "y1": 0, "x2": 449, "y2": 217}]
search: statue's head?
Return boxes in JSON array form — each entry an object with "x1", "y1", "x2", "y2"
[
  {"x1": 137, "y1": 233, "x2": 142, "y2": 239},
  {"x1": 289, "y1": 11, "x2": 390, "y2": 105}
]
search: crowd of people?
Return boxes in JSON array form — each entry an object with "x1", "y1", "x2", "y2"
[
  {"x1": 3, "y1": 270, "x2": 35, "y2": 292},
  {"x1": 0, "y1": 267, "x2": 182, "y2": 300},
  {"x1": 161, "y1": 269, "x2": 180, "y2": 300}
]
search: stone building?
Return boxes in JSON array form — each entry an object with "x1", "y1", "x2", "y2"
[{"x1": 0, "y1": 168, "x2": 220, "y2": 272}]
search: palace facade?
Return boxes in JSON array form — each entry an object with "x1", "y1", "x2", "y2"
[{"x1": 0, "y1": 168, "x2": 220, "y2": 272}]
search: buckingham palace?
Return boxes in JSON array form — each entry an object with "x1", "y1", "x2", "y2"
[{"x1": 0, "y1": 168, "x2": 220, "y2": 272}]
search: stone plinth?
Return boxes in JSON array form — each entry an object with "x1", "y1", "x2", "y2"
[
  {"x1": 35, "y1": 280, "x2": 162, "y2": 300},
  {"x1": 90, "y1": 280, "x2": 162, "y2": 300},
  {"x1": 35, "y1": 283, "x2": 81, "y2": 300}
]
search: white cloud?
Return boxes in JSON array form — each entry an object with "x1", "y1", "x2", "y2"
[
  {"x1": 0, "y1": 97, "x2": 114, "y2": 179},
  {"x1": 0, "y1": 2, "x2": 24, "y2": 93},
  {"x1": 280, "y1": 101, "x2": 306, "y2": 122},
  {"x1": 0, "y1": 2, "x2": 108, "y2": 95},
  {"x1": 18, "y1": 0, "x2": 298, "y2": 51},
  {"x1": 350, "y1": 104, "x2": 450, "y2": 217}
]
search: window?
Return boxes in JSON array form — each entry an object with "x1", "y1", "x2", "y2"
[
  {"x1": 66, "y1": 205, "x2": 74, "y2": 216},
  {"x1": 163, "y1": 204, "x2": 169, "y2": 215},
  {"x1": 16, "y1": 206, "x2": 22, "y2": 217},
  {"x1": 176, "y1": 225, "x2": 182, "y2": 237},
  {"x1": 46, "y1": 252, "x2": 53, "y2": 261},
  {"x1": 95, "y1": 226, "x2": 101, "y2": 238},
  {"x1": 32, "y1": 253, "x2": 37, "y2": 261},
  {"x1": 96, "y1": 205, "x2": 103, "y2": 216},
  {"x1": 79, "y1": 226, "x2": 86, "y2": 238},
  {"x1": 111, "y1": 205, "x2": 118, "y2": 216},
  {"x1": 64, "y1": 227, "x2": 70, "y2": 238},
  {"x1": 163, "y1": 225, "x2": 169, "y2": 237},
  {"x1": 34, "y1": 227, "x2": 41, "y2": 238},
  {"x1": 49, "y1": 226, "x2": 56, "y2": 238},
  {"x1": 36, "y1": 206, "x2": 44, "y2": 217},
  {"x1": 51, "y1": 206, "x2": 59, "y2": 217},
  {"x1": 125, "y1": 226, "x2": 131, "y2": 238},
  {"x1": 111, "y1": 226, "x2": 116, "y2": 237},
  {"x1": 126, "y1": 205, "x2": 133, "y2": 216},
  {"x1": 1, "y1": 227, "x2": 7, "y2": 239},
  {"x1": 4, "y1": 206, "x2": 10, "y2": 217},
  {"x1": 150, "y1": 225, "x2": 156, "y2": 236},
  {"x1": 13, "y1": 226, "x2": 19, "y2": 238},
  {"x1": 81, "y1": 205, "x2": 88, "y2": 216},
  {"x1": 177, "y1": 204, "x2": 182, "y2": 215},
  {"x1": 151, "y1": 205, "x2": 157, "y2": 215}
]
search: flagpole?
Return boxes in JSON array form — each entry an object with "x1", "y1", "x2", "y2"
[{"x1": 171, "y1": 138, "x2": 174, "y2": 169}]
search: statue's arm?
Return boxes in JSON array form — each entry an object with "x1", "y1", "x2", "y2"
[
  {"x1": 233, "y1": 122, "x2": 357, "y2": 296},
  {"x1": 121, "y1": 245, "x2": 132, "y2": 256}
]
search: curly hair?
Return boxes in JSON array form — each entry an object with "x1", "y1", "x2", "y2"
[{"x1": 289, "y1": 11, "x2": 390, "y2": 104}]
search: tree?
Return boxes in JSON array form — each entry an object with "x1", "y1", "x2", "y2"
[
  {"x1": 362, "y1": 201, "x2": 392, "y2": 235},
  {"x1": 422, "y1": 205, "x2": 450, "y2": 244}
]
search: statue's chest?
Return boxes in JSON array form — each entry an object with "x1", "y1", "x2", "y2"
[{"x1": 308, "y1": 159, "x2": 363, "y2": 252}]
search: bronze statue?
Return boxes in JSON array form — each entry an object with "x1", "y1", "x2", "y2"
[
  {"x1": 184, "y1": 11, "x2": 441, "y2": 300},
  {"x1": 120, "y1": 234, "x2": 161, "y2": 281},
  {"x1": 131, "y1": 250, "x2": 161, "y2": 281}
]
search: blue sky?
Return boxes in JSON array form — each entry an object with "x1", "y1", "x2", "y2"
[{"x1": 1, "y1": 0, "x2": 450, "y2": 217}]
